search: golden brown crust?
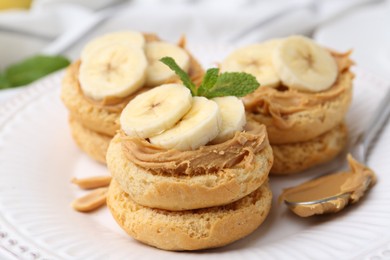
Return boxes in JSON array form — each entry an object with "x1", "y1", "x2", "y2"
[
  {"x1": 107, "y1": 179, "x2": 272, "y2": 251},
  {"x1": 244, "y1": 52, "x2": 353, "y2": 144},
  {"x1": 106, "y1": 134, "x2": 273, "y2": 210},
  {"x1": 271, "y1": 123, "x2": 348, "y2": 175},
  {"x1": 68, "y1": 117, "x2": 111, "y2": 164}
]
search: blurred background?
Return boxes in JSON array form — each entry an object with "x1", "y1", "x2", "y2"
[{"x1": 0, "y1": 0, "x2": 389, "y2": 102}]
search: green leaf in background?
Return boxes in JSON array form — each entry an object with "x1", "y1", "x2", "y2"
[
  {"x1": 159, "y1": 57, "x2": 197, "y2": 95},
  {"x1": 203, "y1": 72, "x2": 260, "y2": 99},
  {"x1": 3, "y1": 55, "x2": 70, "y2": 88},
  {"x1": 0, "y1": 73, "x2": 11, "y2": 89},
  {"x1": 197, "y1": 68, "x2": 219, "y2": 96}
]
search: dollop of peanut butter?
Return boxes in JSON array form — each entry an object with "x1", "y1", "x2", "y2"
[
  {"x1": 243, "y1": 51, "x2": 354, "y2": 129},
  {"x1": 279, "y1": 155, "x2": 376, "y2": 217},
  {"x1": 120, "y1": 121, "x2": 269, "y2": 176}
]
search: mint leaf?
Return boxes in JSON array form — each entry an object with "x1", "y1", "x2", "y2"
[
  {"x1": 202, "y1": 72, "x2": 259, "y2": 99},
  {"x1": 197, "y1": 68, "x2": 219, "y2": 96},
  {"x1": 160, "y1": 57, "x2": 196, "y2": 95},
  {"x1": 4, "y1": 55, "x2": 70, "y2": 87},
  {"x1": 161, "y1": 56, "x2": 260, "y2": 98}
]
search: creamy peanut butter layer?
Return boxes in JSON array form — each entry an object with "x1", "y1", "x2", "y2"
[
  {"x1": 120, "y1": 121, "x2": 269, "y2": 176},
  {"x1": 244, "y1": 51, "x2": 354, "y2": 129}
]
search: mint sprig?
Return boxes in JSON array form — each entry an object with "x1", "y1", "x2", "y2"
[
  {"x1": 160, "y1": 57, "x2": 197, "y2": 95},
  {"x1": 197, "y1": 68, "x2": 219, "y2": 96},
  {"x1": 160, "y1": 56, "x2": 260, "y2": 98}
]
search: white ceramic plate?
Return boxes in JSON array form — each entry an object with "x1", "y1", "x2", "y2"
[{"x1": 1, "y1": 46, "x2": 390, "y2": 259}]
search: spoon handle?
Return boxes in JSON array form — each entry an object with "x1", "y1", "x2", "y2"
[{"x1": 361, "y1": 87, "x2": 390, "y2": 162}]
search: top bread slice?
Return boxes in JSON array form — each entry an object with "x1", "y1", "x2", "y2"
[
  {"x1": 247, "y1": 70, "x2": 353, "y2": 144},
  {"x1": 106, "y1": 133, "x2": 273, "y2": 211}
]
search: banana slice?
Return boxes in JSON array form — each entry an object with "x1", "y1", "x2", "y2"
[
  {"x1": 120, "y1": 84, "x2": 192, "y2": 138},
  {"x1": 273, "y1": 35, "x2": 338, "y2": 92},
  {"x1": 220, "y1": 40, "x2": 281, "y2": 88},
  {"x1": 81, "y1": 31, "x2": 145, "y2": 61},
  {"x1": 79, "y1": 43, "x2": 147, "y2": 101},
  {"x1": 145, "y1": 42, "x2": 190, "y2": 87},
  {"x1": 150, "y1": 97, "x2": 222, "y2": 151},
  {"x1": 211, "y1": 96, "x2": 246, "y2": 144}
]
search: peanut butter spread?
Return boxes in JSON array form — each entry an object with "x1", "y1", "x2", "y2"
[
  {"x1": 120, "y1": 121, "x2": 269, "y2": 176},
  {"x1": 279, "y1": 155, "x2": 376, "y2": 217},
  {"x1": 72, "y1": 34, "x2": 204, "y2": 113},
  {"x1": 244, "y1": 51, "x2": 354, "y2": 129}
]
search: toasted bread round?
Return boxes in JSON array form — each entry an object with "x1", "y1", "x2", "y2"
[
  {"x1": 271, "y1": 123, "x2": 348, "y2": 175},
  {"x1": 106, "y1": 134, "x2": 273, "y2": 211},
  {"x1": 246, "y1": 71, "x2": 353, "y2": 144},
  {"x1": 68, "y1": 117, "x2": 111, "y2": 164},
  {"x1": 107, "y1": 179, "x2": 272, "y2": 251}
]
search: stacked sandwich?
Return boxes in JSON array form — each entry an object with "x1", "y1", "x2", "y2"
[
  {"x1": 220, "y1": 35, "x2": 353, "y2": 174},
  {"x1": 61, "y1": 31, "x2": 203, "y2": 163},
  {"x1": 106, "y1": 81, "x2": 274, "y2": 250}
]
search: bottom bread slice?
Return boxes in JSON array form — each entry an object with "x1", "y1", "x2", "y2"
[
  {"x1": 271, "y1": 122, "x2": 347, "y2": 175},
  {"x1": 107, "y1": 179, "x2": 272, "y2": 251},
  {"x1": 69, "y1": 116, "x2": 112, "y2": 164}
]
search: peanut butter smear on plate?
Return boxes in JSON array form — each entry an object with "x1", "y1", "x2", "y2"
[{"x1": 279, "y1": 155, "x2": 376, "y2": 217}]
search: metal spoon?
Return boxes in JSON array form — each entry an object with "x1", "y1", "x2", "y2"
[{"x1": 283, "y1": 87, "x2": 390, "y2": 211}]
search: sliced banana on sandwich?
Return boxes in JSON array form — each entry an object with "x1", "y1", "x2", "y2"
[
  {"x1": 120, "y1": 84, "x2": 192, "y2": 138},
  {"x1": 150, "y1": 96, "x2": 222, "y2": 151},
  {"x1": 145, "y1": 42, "x2": 190, "y2": 87},
  {"x1": 81, "y1": 31, "x2": 145, "y2": 61},
  {"x1": 273, "y1": 35, "x2": 338, "y2": 92},
  {"x1": 79, "y1": 43, "x2": 148, "y2": 101},
  {"x1": 220, "y1": 40, "x2": 281, "y2": 88},
  {"x1": 211, "y1": 96, "x2": 246, "y2": 144}
]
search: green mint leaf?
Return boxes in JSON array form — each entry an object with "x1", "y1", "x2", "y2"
[
  {"x1": 4, "y1": 55, "x2": 70, "y2": 87},
  {"x1": 203, "y1": 72, "x2": 260, "y2": 99},
  {"x1": 0, "y1": 74, "x2": 11, "y2": 90},
  {"x1": 159, "y1": 57, "x2": 196, "y2": 95},
  {"x1": 197, "y1": 68, "x2": 219, "y2": 96},
  {"x1": 160, "y1": 57, "x2": 260, "y2": 98}
]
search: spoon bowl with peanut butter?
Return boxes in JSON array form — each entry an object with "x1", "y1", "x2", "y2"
[
  {"x1": 280, "y1": 155, "x2": 376, "y2": 217},
  {"x1": 280, "y1": 88, "x2": 390, "y2": 217}
]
